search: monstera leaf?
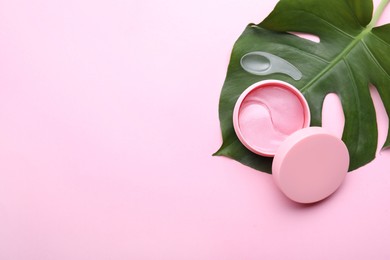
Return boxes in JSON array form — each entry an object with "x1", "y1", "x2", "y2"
[{"x1": 215, "y1": 0, "x2": 390, "y2": 173}]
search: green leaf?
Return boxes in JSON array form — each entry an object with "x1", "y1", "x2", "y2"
[{"x1": 215, "y1": 0, "x2": 390, "y2": 173}]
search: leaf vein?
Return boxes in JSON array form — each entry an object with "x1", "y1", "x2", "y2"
[
  {"x1": 293, "y1": 9, "x2": 355, "y2": 39},
  {"x1": 274, "y1": 43, "x2": 330, "y2": 64},
  {"x1": 343, "y1": 58, "x2": 361, "y2": 156},
  {"x1": 369, "y1": 31, "x2": 390, "y2": 49},
  {"x1": 249, "y1": 25, "x2": 329, "y2": 63},
  {"x1": 361, "y1": 39, "x2": 390, "y2": 80}
]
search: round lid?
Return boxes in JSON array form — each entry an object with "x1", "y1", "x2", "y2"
[
  {"x1": 272, "y1": 127, "x2": 349, "y2": 204},
  {"x1": 233, "y1": 80, "x2": 310, "y2": 157}
]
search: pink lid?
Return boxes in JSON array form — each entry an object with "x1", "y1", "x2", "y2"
[
  {"x1": 272, "y1": 127, "x2": 349, "y2": 204},
  {"x1": 233, "y1": 80, "x2": 310, "y2": 157}
]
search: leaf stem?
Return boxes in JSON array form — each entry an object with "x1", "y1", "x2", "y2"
[{"x1": 368, "y1": 0, "x2": 390, "y2": 29}]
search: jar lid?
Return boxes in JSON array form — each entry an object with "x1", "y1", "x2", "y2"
[{"x1": 272, "y1": 127, "x2": 349, "y2": 203}]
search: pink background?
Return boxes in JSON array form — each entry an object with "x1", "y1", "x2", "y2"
[{"x1": 0, "y1": 0, "x2": 390, "y2": 259}]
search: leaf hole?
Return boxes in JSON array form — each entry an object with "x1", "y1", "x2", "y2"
[
  {"x1": 322, "y1": 93, "x2": 344, "y2": 139},
  {"x1": 370, "y1": 85, "x2": 389, "y2": 156},
  {"x1": 288, "y1": 32, "x2": 320, "y2": 43}
]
